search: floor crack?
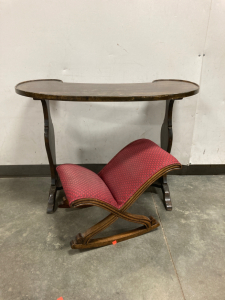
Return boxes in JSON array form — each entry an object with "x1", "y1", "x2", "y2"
[{"x1": 151, "y1": 193, "x2": 186, "y2": 300}]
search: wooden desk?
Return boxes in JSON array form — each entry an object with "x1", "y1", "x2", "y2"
[{"x1": 15, "y1": 79, "x2": 199, "y2": 213}]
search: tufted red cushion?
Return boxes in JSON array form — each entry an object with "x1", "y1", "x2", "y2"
[
  {"x1": 56, "y1": 164, "x2": 117, "y2": 208},
  {"x1": 57, "y1": 139, "x2": 181, "y2": 209},
  {"x1": 98, "y1": 139, "x2": 180, "y2": 208}
]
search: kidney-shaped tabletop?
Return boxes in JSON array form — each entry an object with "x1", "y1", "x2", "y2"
[{"x1": 15, "y1": 79, "x2": 199, "y2": 102}]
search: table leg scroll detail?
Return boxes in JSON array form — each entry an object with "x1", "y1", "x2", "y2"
[
  {"x1": 159, "y1": 98, "x2": 182, "y2": 210},
  {"x1": 40, "y1": 99, "x2": 58, "y2": 214},
  {"x1": 47, "y1": 185, "x2": 57, "y2": 214},
  {"x1": 161, "y1": 175, "x2": 172, "y2": 211}
]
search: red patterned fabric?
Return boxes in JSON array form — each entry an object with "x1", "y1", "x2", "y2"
[
  {"x1": 56, "y1": 164, "x2": 117, "y2": 207},
  {"x1": 57, "y1": 139, "x2": 181, "y2": 209},
  {"x1": 98, "y1": 139, "x2": 180, "y2": 209}
]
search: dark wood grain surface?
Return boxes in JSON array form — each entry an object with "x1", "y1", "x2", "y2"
[{"x1": 15, "y1": 79, "x2": 199, "y2": 101}]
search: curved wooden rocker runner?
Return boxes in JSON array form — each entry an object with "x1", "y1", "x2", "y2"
[{"x1": 57, "y1": 139, "x2": 181, "y2": 249}]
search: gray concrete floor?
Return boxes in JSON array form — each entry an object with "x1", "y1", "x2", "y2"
[{"x1": 0, "y1": 175, "x2": 225, "y2": 300}]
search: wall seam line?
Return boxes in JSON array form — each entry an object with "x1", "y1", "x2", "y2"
[{"x1": 189, "y1": 0, "x2": 213, "y2": 164}]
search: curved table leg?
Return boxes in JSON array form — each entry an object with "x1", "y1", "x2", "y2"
[
  {"x1": 159, "y1": 98, "x2": 182, "y2": 210},
  {"x1": 40, "y1": 99, "x2": 59, "y2": 214}
]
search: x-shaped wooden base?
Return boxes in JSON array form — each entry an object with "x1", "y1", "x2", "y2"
[
  {"x1": 71, "y1": 214, "x2": 159, "y2": 249},
  {"x1": 58, "y1": 197, "x2": 159, "y2": 249}
]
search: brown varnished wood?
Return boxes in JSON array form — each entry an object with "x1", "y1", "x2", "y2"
[
  {"x1": 159, "y1": 99, "x2": 177, "y2": 210},
  {"x1": 41, "y1": 100, "x2": 57, "y2": 183},
  {"x1": 150, "y1": 79, "x2": 184, "y2": 211},
  {"x1": 15, "y1": 78, "x2": 199, "y2": 213},
  {"x1": 58, "y1": 197, "x2": 92, "y2": 209},
  {"x1": 41, "y1": 99, "x2": 60, "y2": 213},
  {"x1": 161, "y1": 175, "x2": 172, "y2": 210},
  {"x1": 73, "y1": 212, "x2": 155, "y2": 248},
  {"x1": 71, "y1": 218, "x2": 159, "y2": 249},
  {"x1": 160, "y1": 99, "x2": 178, "y2": 153},
  {"x1": 15, "y1": 79, "x2": 199, "y2": 102},
  {"x1": 68, "y1": 164, "x2": 181, "y2": 249}
]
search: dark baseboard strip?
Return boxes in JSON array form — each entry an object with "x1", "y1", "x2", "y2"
[
  {"x1": 0, "y1": 164, "x2": 225, "y2": 177},
  {"x1": 0, "y1": 164, "x2": 105, "y2": 177},
  {"x1": 169, "y1": 164, "x2": 225, "y2": 175}
]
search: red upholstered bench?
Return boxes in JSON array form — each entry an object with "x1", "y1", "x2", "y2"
[{"x1": 57, "y1": 139, "x2": 181, "y2": 249}]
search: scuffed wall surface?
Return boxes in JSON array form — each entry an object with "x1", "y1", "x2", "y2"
[{"x1": 1, "y1": 0, "x2": 222, "y2": 166}]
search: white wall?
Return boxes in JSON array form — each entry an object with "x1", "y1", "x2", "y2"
[
  {"x1": 0, "y1": 0, "x2": 224, "y2": 166},
  {"x1": 190, "y1": 0, "x2": 225, "y2": 164}
]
